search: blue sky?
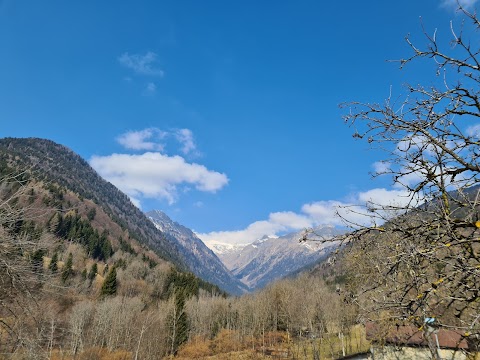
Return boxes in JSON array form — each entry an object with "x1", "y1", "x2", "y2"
[{"x1": 1, "y1": 0, "x2": 478, "y2": 245}]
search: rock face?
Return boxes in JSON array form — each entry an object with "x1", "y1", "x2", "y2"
[
  {"x1": 146, "y1": 210, "x2": 249, "y2": 296},
  {"x1": 204, "y1": 226, "x2": 342, "y2": 290}
]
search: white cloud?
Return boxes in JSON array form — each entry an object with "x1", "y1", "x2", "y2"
[
  {"x1": 301, "y1": 200, "x2": 352, "y2": 227},
  {"x1": 441, "y1": 0, "x2": 478, "y2": 9},
  {"x1": 466, "y1": 124, "x2": 480, "y2": 137},
  {"x1": 392, "y1": 133, "x2": 466, "y2": 189},
  {"x1": 396, "y1": 134, "x2": 438, "y2": 156},
  {"x1": 268, "y1": 211, "x2": 312, "y2": 229},
  {"x1": 392, "y1": 166, "x2": 424, "y2": 189},
  {"x1": 118, "y1": 51, "x2": 164, "y2": 77},
  {"x1": 390, "y1": 131, "x2": 472, "y2": 190},
  {"x1": 303, "y1": 188, "x2": 414, "y2": 228},
  {"x1": 116, "y1": 128, "x2": 166, "y2": 151},
  {"x1": 198, "y1": 220, "x2": 292, "y2": 246},
  {"x1": 357, "y1": 188, "x2": 411, "y2": 208},
  {"x1": 372, "y1": 161, "x2": 391, "y2": 175},
  {"x1": 174, "y1": 128, "x2": 197, "y2": 155},
  {"x1": 90, "y1": 152, "x2": 228, "y2": 205},
  {"x1": 129, "y1": 196, "x2": 141, "y2": 208},
  {"x1": 198, "y1": 187, "x2": 414, "y2": 246},
  {"x1": 116, "y1": 127, "x2": 200, "y2": 156},
  {"x1": 198, "y1": 212, "x2": 315, "y2": 246},
  {"x1": 301, "y1": 199, "x2": 383, "y2": 228}
]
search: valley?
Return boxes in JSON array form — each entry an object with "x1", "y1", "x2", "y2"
[
  {"x1": 148, "y1": 208, "x2": 342, "y2": 291},
  {"x1": 2, "y1": 134, "x2": 477, "y2": 359},
  {"x1": 2, "y1": 2, "x2": 480, "y2": 359},
  {"x1": 0, "y1": 138, "x2": 355, "y2": 360}
]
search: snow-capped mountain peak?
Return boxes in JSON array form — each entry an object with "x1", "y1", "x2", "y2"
[
  {"x1": 146, "y1": 210, "x2": 248, "y2": 295},
  {"x1": 203, "y1": 226, "x2": 344, "y2": 290}
]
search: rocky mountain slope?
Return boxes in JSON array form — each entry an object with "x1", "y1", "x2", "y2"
[
  {"x1": 206, "y1": 226, "x2": 342, "y2": 290},
  {"x1": 0, "y1": 137, "x2": 227, "y2": 293},
  {"x1": 0, "y1": 138, "x2": 189, "y2": 265},
  {"x1": 147, "y1": 210, "x2": 248, "y2": 295},
  {"x1": 0, "y1": 137, "x2": 343, "y2": 294}
]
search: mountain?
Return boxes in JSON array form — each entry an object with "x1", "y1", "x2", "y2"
[
  {"x1": 0, "y1": 137, "x2": 226, "y2": 294},
  {"x1": 207, "y1": 226, "x2": 343, "y2": 290},
  {"x1": 0, "y1": 137, "x2": 340, "y2": 294},
  {"x1": 204, "y1": 241, "x2": 249, "y2": 257},
  {"x1": 0, "y1": 137, "x2": 190, "y2": 266},
  {"x1": 146, "y1": 210, "x2": 249, "y2": 295}
]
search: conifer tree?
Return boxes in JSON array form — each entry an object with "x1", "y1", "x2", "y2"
[
  {"x1": 61, "y1": 252, "x2": 73, "y2": 283},
  {"x1": 31, "y1": 249, "x2": 45, "y2": 273},
  {"x1": 167, "y1": 288, "x2": 189, "y2": 355},
  {"x1": 88, "y1": 262, "x2": 97, "y2": 283},
  {"x1": 174, "y1": 291, "x2": 189, "y2": 349},
  {"x1": 100, "y1": 266, "x2": 117, "y2": 296},
  {"x1": 49, "y1": 252, "x2": 58, "y2": 273},
  {"x1": 87, "y1": 207, "x2": 96, "y2": 221}
]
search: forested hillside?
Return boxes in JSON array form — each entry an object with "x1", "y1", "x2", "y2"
[
  {"x1": 0, "y1": 137, "x2": 187, "y2": 266},
  {"x1": 147, "y1": 210, "x2": 248, "y2": 295},
  {"x1": 2, "y1": 2, "x2": 480, "y2": 359},
  {"x1": 0, "y1": 137, "x2": 228, "y2": 358},
  {"x1": 0, "y1": 154, "x2": 362, "y2": 359},
  {"x1": 0, "y1": 137, "x2": 369, "y2": 360}
]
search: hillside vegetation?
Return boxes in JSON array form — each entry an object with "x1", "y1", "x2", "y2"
[
  {"x1": 0, "y1": 137, "x2": 364, "y2": 360},
  {"x1": 0, "y1": 137, "x2": 187, "y2": 266},
  {"x1": 0, "y1": 138, "x2": 226, "y2": 358},
  {"x1": 3, "y1": 5, "x2": 480, "y2": 359}
]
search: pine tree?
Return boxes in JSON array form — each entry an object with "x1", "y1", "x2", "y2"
[
  {"x1": 174, "y1": 291, "x2": 189, "y2": 350},
  {"x1": 88, "y1": 263, "x2": 97, "y2": 283},
  {"x1": 49, "y1": 252, "x2": 58, "y2": 273},
  {"x1": 61, "y1": 252, "x2": 73, "y2": 283},
  {"x1": 87, "y1": 207, "x2": 96, "y2": 221},
  {"x1": 100, "y1": 266, "x2": 117, "y2": 296},
  {"x1": 31, "y1": 249, "x2": 45, "y2": 273},
  {"x1": 168, "y1": 289, "x2": 189, "y2": 355}
]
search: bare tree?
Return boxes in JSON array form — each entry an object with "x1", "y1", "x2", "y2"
[
  {"x1": 327, "y1": 3, "x2": 480, "y2": 357},
  {"x1": 0, "y1": 171, "x2": 51, "y2": 355},
  {"x1": 69, "y1": 300, "x2": 94, "y2": 356}
]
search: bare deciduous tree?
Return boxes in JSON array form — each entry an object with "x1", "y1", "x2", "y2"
[
  {"x1": 323, "y1": 3, "x2": 480, "y2": 357},
  {"x1": 0, "y1": 171, "x2": 52, "y2": 355},
  {"x1": 69, "y1": 300, "x2": 94, "y2": 356}
]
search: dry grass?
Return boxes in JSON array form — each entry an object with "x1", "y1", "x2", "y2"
[
  {"x1": 288, "y1": 325, "x2": 370, "y2": 359},
  {"x1": 0, "y1": 327, "x2": 369, "y2": 360},
  {"x1": 176, "y1": 326, "x2": 369, "y2": 360},
  {"x1": 49, "y1": 347, "x2": 132, "y2": 360},
  {"x1": 175, "y1": 350, "x2": 265, "y2": 360}
]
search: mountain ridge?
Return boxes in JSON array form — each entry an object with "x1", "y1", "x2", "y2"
[
  {"x1": 0, "y1": 137, "x2": 232, "y2": 295},
  {"x1": 205, "y1": 225, "x2": 343, "y2": 290},
  {"x1": 146, "y1": 210, "x2": 248, "y2": 295},
  {"x1": 0, "y1": 137, "x2": 190, "y2": 268}
]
